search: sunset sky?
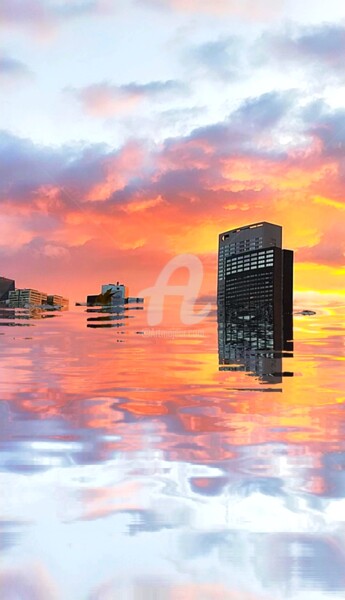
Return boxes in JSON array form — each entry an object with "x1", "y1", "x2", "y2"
[{"x1": 1, "y1": 0, "x2": 345, "y2": 305}]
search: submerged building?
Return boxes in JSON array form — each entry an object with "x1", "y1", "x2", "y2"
[
  {"x1": 82, "y1": 282, "x2": 144, "y2": 328},
  {"x1": 9, "y1": 288, "x2": 48, "y2": 308},
  {"x1": 47, "y1": 295, "x2": 69, "y2": 310},
  {"x1": 0, "y1": 277, "x2": 15, "y2": 302},
  {"x1": 217, "y1": 222, "x2": 293, "y2": 383},
  {"x1": 87, "y1": 282, "x2": 127, "y2": 306},
  {"x1": 85, "y1": 282, "x2": 143, "y2": 307},
  {"x1": 8, "y1": 288, "x2": 69, "y2": 310}
]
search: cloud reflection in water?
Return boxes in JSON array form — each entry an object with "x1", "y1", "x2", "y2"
[{"x1": 0, "y1": 308, "x2": 344, "y2": 598}]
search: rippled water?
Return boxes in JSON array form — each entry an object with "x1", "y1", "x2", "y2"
[{"x1": 1, "y1": 304, "x2": 345, "y2": 599}]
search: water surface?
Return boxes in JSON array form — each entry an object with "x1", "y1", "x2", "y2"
[{"x1": 1, "y1": 305, "x2": 344, "y2": 599}]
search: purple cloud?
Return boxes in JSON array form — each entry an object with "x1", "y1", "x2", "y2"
[
  {"x1": 0, "y1": 92, "x2": 341, "y2": 221},
  {"x1": 303, "y1": 101, "x2": 345, "y2": 159},
  {"x1": 0, "y1": 0, "x2": 112, "y2": 30},
  {"x1": 263, "y1": 24, "x2": 345, "y2": 79},
  {"x1": 186, "y1": 37, "x2": 244, "y2": 81},
  {"x1": 0, "y1": 55, "x2": 32, "y2": 81},
  {"x1": 0, "y1": 89, "x2": 302, "y2": 215},
  {"x1": 0, "y1": 130, "x2": 111, "y2": 203}
]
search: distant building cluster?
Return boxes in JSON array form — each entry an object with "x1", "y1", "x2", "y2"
[{"x1": 0, "y1": 276, "x2": 69, "y2": 310}]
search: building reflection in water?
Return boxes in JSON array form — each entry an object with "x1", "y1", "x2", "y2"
[
  {"x1": 218, "y1": 307, "x2": 293, "y2": 385},
  {"x1": 0, "y1": 307, "x2": 58, "y2": 326},
  {"x1": 86, "y1": 305, "x2": 144, "y2": 328}
]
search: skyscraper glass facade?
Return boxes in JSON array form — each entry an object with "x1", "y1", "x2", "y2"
[{"x1": 217, "y1": 222, "x2": 293, "y2": 382}]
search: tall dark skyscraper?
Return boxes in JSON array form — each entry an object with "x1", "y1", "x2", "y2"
[
  {"x1": 0, "y1": 277, "x2": 15, "y2": 302},
  {"x1": 217, "y1": 222, "x2": 293, "y2": 383}
]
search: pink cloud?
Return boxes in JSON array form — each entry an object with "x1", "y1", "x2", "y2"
[
  {"x1": 0, "y1": 215, "x2": 34, "y2": 248},
  {"x1": 71, "y1": 80, "x2": 185, "y2": 117},
  {"x1": 41, "y1": 243, "x2": 70, "y2": 258},
  {"x1": 74, "y1": 84, "x2": 142, "y2": 117},
  {"x1": 0, "y1": 0, "x2": 113, "y2": 34},
  {"x1": 139, "y1": 0, "x2": 284, "y2": 19}
]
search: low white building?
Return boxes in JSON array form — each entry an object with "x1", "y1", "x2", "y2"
[{"x1": 101, "y1": 283, "x2": 128, "y2": 301}]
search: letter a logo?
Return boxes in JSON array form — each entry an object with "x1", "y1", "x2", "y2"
[{"x1": 140, "y1": 254, "x2": 211, "y2": 326}]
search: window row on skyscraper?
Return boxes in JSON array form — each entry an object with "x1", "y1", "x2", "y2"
[
  {"x1": 225, "y1": 248, "x2": 275, "y2": 275},
  {"x1": 219, "y1": 236, "x2": 264, "y2": 257}
]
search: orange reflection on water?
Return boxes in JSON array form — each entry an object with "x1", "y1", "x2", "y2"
[{"x1": 0, "y1": 306, "x2": 344, "y2": 462}]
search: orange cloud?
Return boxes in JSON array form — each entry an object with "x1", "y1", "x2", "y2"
[{"x1": 1, "y1": 95, "x2": 345, "y2": 304}]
